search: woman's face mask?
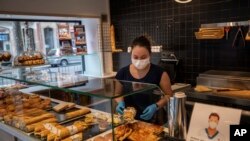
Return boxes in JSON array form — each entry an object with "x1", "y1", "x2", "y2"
[
  {"x1": 131, "y1": 46, "x2": 151, "y2": 70},
  {"x1": 132, "y1": 58, "x2": 150, "y2": 70}
]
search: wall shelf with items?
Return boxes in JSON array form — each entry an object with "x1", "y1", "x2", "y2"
[{"x1": 74, "y1": 25, "x2": 87, "y2": 54}]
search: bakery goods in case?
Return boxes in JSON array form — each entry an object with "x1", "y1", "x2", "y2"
[
  {"x1": 107, "y1": 114, "x2": 122, "y2": 124},
  {"x1": 14, "y1": 51, "x2": 47, "y2": 66},
  {"x1": 2, "y1": 51, "x2": 12, "y2": 61},
  {"x1": 94, "y1": 136, "x2": 106, "y2": 141},
  {"x1": 53, "y1": 102, "x2": 76, "y2": 112},
  {"x1": 131, "y1": 122, "x2": 163, "y2": 135},
  {"x1": 53, "y1": 103, "x2": 69, "y2": 112},
  {"x1": 34, "y1": 120, "x2": 87, "y2": 141},
  {"x1": 127, "y1": 122, "x2": 163, "y2": 141},
  {"x1": 65, "y1": 108, "x2": 90, "y2": 119},
  {"x1": 113, "y1": 121, "x2": 163, "y2": 141},
  {"x1": 24, "y1": 117, "x2": 58, "y2": 132},
  {"x1": 115, "y1": 124, "x2": 133, "y2": 141},
  {"x1": 123, "y1": 107, "x2": 136, "y2": 121},
  {"x1": 61, "y1": 132, "x2": 83, "y2": 141}
]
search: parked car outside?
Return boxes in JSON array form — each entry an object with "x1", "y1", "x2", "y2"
[{"x1": 47, "y1": 48, "x2": 82, "y2": 67}]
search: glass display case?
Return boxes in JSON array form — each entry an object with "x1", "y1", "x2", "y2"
[{"x1": 0, "y1": 69, "x2": 170, "y2": 141}]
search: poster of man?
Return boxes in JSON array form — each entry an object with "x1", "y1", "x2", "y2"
[{"x1": 187, "y1": 103, "x2": 242, "y2": 141}]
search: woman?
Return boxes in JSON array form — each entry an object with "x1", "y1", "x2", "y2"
[{"x1": 115, "y1": 36, "x2": 173, "y2": 122}]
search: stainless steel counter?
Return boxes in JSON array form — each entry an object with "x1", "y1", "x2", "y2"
[{"x1": 197, "y1": 70, "x2": 250, "y2": 90}]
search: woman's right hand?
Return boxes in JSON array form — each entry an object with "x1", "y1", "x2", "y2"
[{"x1": 116, "y1": 101, "x2": 125, "y2": 114}]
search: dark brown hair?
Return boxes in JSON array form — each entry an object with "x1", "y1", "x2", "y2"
[
  {"x1": 131, "y1": 36, "x2": 151, "y2": 54},
  {"x1": 209, "y1": 112, "x2": 220, "y2": 120}
]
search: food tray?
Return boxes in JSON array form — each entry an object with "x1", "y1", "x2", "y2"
[
  {"x1": 30, "y1": 112, "x2": 111, "y2": 141},
  {"x1": 1, "y1": 120, "x2": 35, "y2": 136},
  {"x1": 63, "y1": 116, "x2": 111, "y2": 140},
  {"x1": 49, "y1": 107, "x2": 89, "y2": 123}
]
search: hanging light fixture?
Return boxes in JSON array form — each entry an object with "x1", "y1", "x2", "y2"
[{"x1": 175, "y1": 0, "x2": 192, "y2": 3}]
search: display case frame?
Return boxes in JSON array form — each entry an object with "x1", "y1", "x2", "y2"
[{"x1": 0, "y1": 68, "x2": 173, "y2": 141}]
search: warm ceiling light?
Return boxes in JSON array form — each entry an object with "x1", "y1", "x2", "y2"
[{"x1": 175, "y1": 0, "x2": 192, "y2": 3}]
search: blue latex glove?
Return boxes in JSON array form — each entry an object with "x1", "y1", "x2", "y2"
[
  {"x1": 116, "y1": 101, "x2": 125, "y2": 115},
  {"x1": 140, "y1": 104, "x2": 158, "y2": 120}
]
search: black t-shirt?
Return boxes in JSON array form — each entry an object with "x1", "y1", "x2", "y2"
[
  {"x1": 115, "y1": 64, "x2": 167, "y2": 124},
  {"x1": 115, "y1": 63, "x2": 164, "y2": 86}
]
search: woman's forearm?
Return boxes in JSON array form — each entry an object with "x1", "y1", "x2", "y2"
[
  {"x1": 156, "y1": 95, "x2": 170, "y2": 108},
  {"x1": 115, "y1": 97, "x2": 124, "y2": 103}
]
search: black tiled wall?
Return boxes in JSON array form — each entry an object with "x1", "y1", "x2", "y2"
[{"x1": 110, "y1": 0, "x2": 250, "y2": 85}]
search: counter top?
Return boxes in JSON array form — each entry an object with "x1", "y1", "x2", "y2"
[{"x1": 186, "y1": 89, "x2": 250, "y2": 110}]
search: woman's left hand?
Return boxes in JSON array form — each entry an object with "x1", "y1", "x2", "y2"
[{"x1": 140, "y1": 104, "x2": 158, "y2": 120}]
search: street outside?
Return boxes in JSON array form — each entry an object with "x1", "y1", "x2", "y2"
[{"x1": 0, "y1": 63, "x2": 83, "y2": 86}]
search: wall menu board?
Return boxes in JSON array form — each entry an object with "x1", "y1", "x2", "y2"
[{"x1": 0, "y1": 34, "x2": 9, "y2": 41}]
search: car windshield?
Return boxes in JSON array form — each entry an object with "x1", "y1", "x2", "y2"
[{"x1": 48, "y1": 49, "x2": 56, "y2": 56}]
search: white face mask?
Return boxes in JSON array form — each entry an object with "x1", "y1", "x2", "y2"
[
  {"x1": 132, "y1": 58, "x2": 150, "y2": 70},
  {"x1": 209, "y1": 121, "x2": 218, "y2": 129}
]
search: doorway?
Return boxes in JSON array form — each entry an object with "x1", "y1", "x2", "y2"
[{"x1": 44, "y1": 27, "x2": 54, "y2": 54}]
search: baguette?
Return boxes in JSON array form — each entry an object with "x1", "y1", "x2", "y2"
[
  {"x1": 35, "y1": 123, "x2": 58, "y2": 133},
  {"x1": 54, "y1": 124, "x2": 86, "y2": 140},
  {"x1": 53, "y1": 103, "x2": 69, "y2": 112},
  {"x1": 66, "y1": 103, "x2": 75, "y2": 110},
  {"x1": 47, "y1": 133, "x2": 56, "y2": 141},
  {"x1": 24, "y1": 118, "x2": 57, "y2": 132},
  {"x1": 61, "y1": 133, "x2": 83, "y2": 141},
  {"x1": 65, "y1": 108, "x2": 90, "y2": 119},
  {"x1": 19, "y1": 113, "x2": 55, "y2": 128}
]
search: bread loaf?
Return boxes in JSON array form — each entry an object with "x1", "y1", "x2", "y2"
[
  {"x1": 53, "y1": 103, "x2": 69, "y2": 112},
  {"x1": 24, "y1": 118, "x2": 57, "y2": 132},
  {"x1": 65, "y1": 108, "x2": 90, "y2": 119},
  {"x1": 61, "y1": 133, "x2": 83, "y2": 141}
]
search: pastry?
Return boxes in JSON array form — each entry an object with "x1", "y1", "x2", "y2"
[
  {"x1": 34, "y1": 53, "x2": 43, "y2": 59},
  {"x1": 61, "y1": 133, "x2": 83, "y2": 141},
  {"x1": 53, "y1": 124, "x2": 86, "y2": 140},
  {"x1": 24, "y1": 117, "x2": 57, "y2": 132},
  {"x1": 123, "y1": 107, "x2": 136, "y2": 121},
  {"x1": 131, "y1": 122, "x2": 163, "y2": 135},
  {"x1": 47, "y1": 133, "x2": 56, "y2": 141},
  {"x1": 115, "y1": 124, "x2": 132, "y2": 141},
  {"x1": 107, "y1": 114, "x2": 121, "y2": 124},
  {"x1": 2, "y1": 52, "x2": 11, "y2": 61},
  {"x1": 41, "y1": 59, "x2": 45, "y2": 64},
  {"x1": 65, "y1": 108, "x2": 90, "y2": 119},
  {"x1": 23, "y1": 61, "x2": 28, "y2": 66},
  {"x1": 6, "y1": 105, "x2": 15, "y2": 112},
  {"x1": 97, "y1": 113, "x2": 108, "y2": 121},
  {"x1": 84, "y1": 115, "x2": 94, "y2": 124},
  {"x1": 53, "y1": 103, "x2": 69, "y2": 112},
  {"x1": 98, "y1": 120, "x2": 109, "y2": 131},
  {"x1": 40, "y1": 130, "x2": 51, "y2": 138},
  {"x1": 66, "y1": 102, "x2": 75, "y2": 110},
  {"x1": 104, "y1": 133, "x2": 113, "y2": 141},
  {"x1": 0, "y1": 109, "x2": 7, "y2": 117},
  {"x1": 18, "y1": 113, "x2": 55, "y2": 128},
  {"x1": 128, "y1": 131, "x2": 160, "y2": 141},
  {"x1": 94, "y1": 136, "x2": 106, "y2": 141},
  {"x1": 0, "y1": 53, "x2": 3, "y2": 61},
  {"x1": 194, "y1": 85, "x2": 212, "y2": 92}
]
